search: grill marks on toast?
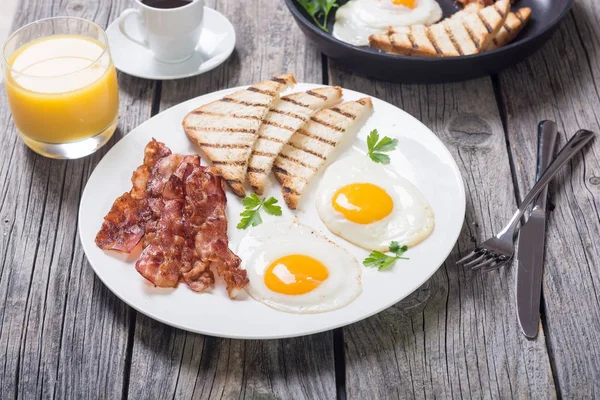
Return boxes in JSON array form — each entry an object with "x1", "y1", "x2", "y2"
[
  {"x1": 246, "y1": 86, "x2": 343, "y2": 195},
  {"x1": 368, "y1": 0, "x2": 511, "y2": 57},
  {"x1": 487, "y1": 7, "x2": 532, "y2": 50},
  {"x1": 183, "y1": 73, "x2": 296, "y2": 197},
  {"x1": 273, "y1": 98, "x2": 374, "y2": 209},
  {"x1": 280, "y1": 97, "x2": 311, "y2": 108},
  {"x1": 306, "y1": 90, "x2": 328, "y2": 100},
  {"x1": 197, "y1": 143, "x2": 252, "y2": 149}
]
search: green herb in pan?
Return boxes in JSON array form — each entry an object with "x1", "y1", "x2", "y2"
[{"x1": 296, "y1": 0, "x2": 338, "y2": 32}]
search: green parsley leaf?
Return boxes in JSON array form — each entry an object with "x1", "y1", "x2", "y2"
[
  {"x1": 363, "y1": 242, "x2": 409, "y2": 271},
  {"x1": 363, "y1": 251, "x2": 388, "y2": 267},
  {"x1": 263, "y1": 197, "x2": 283, "y2": 216},
  {"x1": 242, "y1": 193, "x2": 262, "y2": 208},
  {"x1": 250, "y1": 211, "x2": 262, "y2": 227},
  {"x1": 372, "y1": 136, "x2": 398, "y2": 152},
  {"x1": 366, "y1": 129, "x2": 398, "y2": 164},
  {"x1": 366, "y1": 129, "x2": 379, "y2": 150},
  {"x1": 369, "y1": 153, "x2": 391, "y2": 164},
  {"x1": 389, "y1": 241, "x2": 408, "y2": 258},
  {"x1": 237, "y1": 195, "x2": 282, "y2": 230},
  {"x1": 295, "y1": 0, "x2": 338, "y2": 32},
  {"x1": 376, "y1": 256, "x2": 399, "y2": 271}
]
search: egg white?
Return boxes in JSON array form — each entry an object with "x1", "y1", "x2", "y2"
[
  {"x1": 237, "y1": 219, "x2": 362, "y2": 314},
  {"x1": 333, "y1": 0, "x2": 443, "y2": 46},
  {"x1": 315, "y1": 154, "x2": 435, "y2": 251}
]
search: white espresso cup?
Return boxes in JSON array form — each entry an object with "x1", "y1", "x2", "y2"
[{"x1": 118, "y1": 0, "x2": 204, "y2": 63}]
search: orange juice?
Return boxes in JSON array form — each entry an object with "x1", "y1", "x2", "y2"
[{"x1": 4, "y1": 34, "x2": 119, "y2": 144}]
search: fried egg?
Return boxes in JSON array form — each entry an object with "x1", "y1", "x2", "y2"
[
  {"x1": 333, "y1": 0, "x2": 443, "y2": 46},
  {"x1": 315, "y1": 154, "x2": 434, "y2": 251},
  {"x1": 237, "y1": 219, "x2": 362, "y2": 314}
]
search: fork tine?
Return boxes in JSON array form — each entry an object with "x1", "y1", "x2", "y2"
[
  {"x1": 471, "y1": 254, "x2": 498, "y2": 271},
  {"x1": 457, "y1": 248, "x2": 481, "y2": 264},
  {"x1": 482, "y1": 257, "x2": 512, "y2": 272},
  {"x1": 482, "y1": 262, "x2": 502, "y2": 272},
  {"x1": 463, "y1": 252, "x2": 488, "y2": 268}
]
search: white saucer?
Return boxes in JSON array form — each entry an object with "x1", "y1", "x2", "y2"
[{"x1": 106, "y1": 7, "x2": 235, "y2": 80}]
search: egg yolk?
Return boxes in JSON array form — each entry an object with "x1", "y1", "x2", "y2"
[
  {"x1": 391, "y1": 0, "x2": 417, "y2": 8},
  {"x1": 264, "y1": 254, "x2": 329, "y2": 295},
  {"x1": 332, "y1": 183, "x2": 394, "y2": 224}
]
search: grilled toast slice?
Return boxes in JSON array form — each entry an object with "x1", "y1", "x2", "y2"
[
  {"x1": 452, "y1": 2, "x2": 484, "y2": 17},
  {"x1": 183, "y1": 74, "x2": 296, "y2": 197},
  {"x1": 247, "y1": 86, "x2": 343, "y2": 195},
  {"x1": 487, "y1": 7, "x2": 532, "y2": 50},
  {"x1": 449, "y1": 0, "x2": 511, "y2": 53},
  {"x1": 369, "y1": 0, "x2": 510, "y2": 56},
  {"x1": 457, "y1": 0, "x2": 493, "y2": 7},
  {"x1": 273, "y1": 98, "x2": 373, "y2": 209}
]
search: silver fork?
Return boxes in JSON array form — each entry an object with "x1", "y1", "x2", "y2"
[{"x1": 457, "y1": 128, "x2": 595, "y2": 271}]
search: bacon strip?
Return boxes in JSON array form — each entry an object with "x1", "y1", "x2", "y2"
[
  {"x1": 182, "y1": 166, "x2": 248, "y2": 298},
  {"x1": 135, "y1": 174, "x2": 186, "y2": 288},
  {"x1": 95, "y1": 139, "x2": 171, "y2": 252},
  {"x1": 94, "y1": 192, "x2": 150, "y2": 252},
  {"x1": 143, "y1": 153, "x2": 185, "y2": 248},
  {"x1": 135, "y1": 156, "x2": 201, "y2": 287},
  {"x1": 96, "y1": 140, "x2": 247, "y2": 297}
]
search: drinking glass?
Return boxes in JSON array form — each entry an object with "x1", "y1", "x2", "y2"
[{"x1": 2, "y1": 17, "x2": 119, "y2": 159}]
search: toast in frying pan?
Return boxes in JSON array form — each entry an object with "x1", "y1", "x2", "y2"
[{"x1": 368, "y1": 0, "x2": 511, "y2": 56}]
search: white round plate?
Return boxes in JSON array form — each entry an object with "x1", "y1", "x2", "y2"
[
  {"x1": 106, "y1": 7, "x2": 235, "y2": 80},
  {"x1": 79, "y1": 84, "x2": 466, "y2": 339}
]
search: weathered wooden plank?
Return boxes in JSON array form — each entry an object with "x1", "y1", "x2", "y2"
[
  {"x1": 0, "y1": 1, "x2": 155, "y2": 398},
  {"x1": 130, "y1": 316, "x2": 335, "y2": 399},
  {"x1": 126, "y1": 1, "x2": 336, "y2": 399},
  {"x1": 498, "y1": 3, "x2": 600, "y2": 397},
  {"x1": 158, "y1": 0, "x2": 323, "y2": 111},
  {"x1": 326, "y1": 67, "x2": 557, "y2": 398}
]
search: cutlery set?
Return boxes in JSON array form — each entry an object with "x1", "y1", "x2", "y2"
[{"x1": 458, "y1": 122, "x2": 595, "y2": 339}]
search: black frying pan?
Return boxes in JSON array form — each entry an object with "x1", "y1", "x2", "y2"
[{"x1": 283, "y1": 0, "x2": 574, "y2": 83}]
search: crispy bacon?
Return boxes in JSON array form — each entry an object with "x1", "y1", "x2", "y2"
[
  {"x1": 95, "y1": 139, "x2": 171, "y2": 252},
  {"x1": 182, "y1": 166, "x2": 248, "y2": 298},
  {"x1": 144, "y1": 138, "x2": 172, "y2": 167},
  {"x1": 97, "y1": 140, "x2": 247, "y2": 297},
  {"x1": 135, "y1": 175, "x2": 186, "y2": 288},
  {"x1": 143, "y1": 153, "x2": 185, "y2": 247},
  {"x1": 94, "y1": 192, "x2": 151, "y2": 252},
  {"x1": 136, "y1": 156, "x2": 202, "y2": 288}
]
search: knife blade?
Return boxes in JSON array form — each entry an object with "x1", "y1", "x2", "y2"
[{"x1": 516, "y1": 120, "x2": 558, "y2": 339}]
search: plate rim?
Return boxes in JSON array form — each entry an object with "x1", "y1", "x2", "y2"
[{"x1": 79, "y1": 83, "x2": 467, "y2": 339}]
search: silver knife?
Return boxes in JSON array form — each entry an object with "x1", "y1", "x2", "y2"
[{"x1": 516, "y1": 120, "x2": 558, "y2": 339}]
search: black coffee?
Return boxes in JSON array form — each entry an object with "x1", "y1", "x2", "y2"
[{"x1": 142, "y1": 0, "x2": 194, "y2": 9}]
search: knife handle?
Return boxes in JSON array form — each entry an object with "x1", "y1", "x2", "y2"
[
  {"x1": 536, "y1": 121, "x2": 559, "y2": 181},
  {"x1": 502, "y1": 129, "x2": 594, "y2": 237},
  {"x1": 534, "y1": 121, "x2": 559, "y2": 210}
]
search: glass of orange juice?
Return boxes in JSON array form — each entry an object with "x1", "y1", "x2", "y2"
[{"x1": 2, "y1": 17, "x2": 119, "y2": 159}]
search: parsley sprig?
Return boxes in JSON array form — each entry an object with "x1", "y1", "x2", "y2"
[
  {"x1": 237, "y1": 194, "x2": 282, "y2": 229},
  {"x1": 296, "y1": 0, "x2": 338, "y2": 32},
  {"x1": 363, "y1": 241, "x2": 409, "y2": 271},
  {"x1": 366, "y1": 129, "x2": 398, "y2": 164}
]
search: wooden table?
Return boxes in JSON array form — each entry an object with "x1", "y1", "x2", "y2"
[{"x1": 1, "y1": 0, "x2": 599, "y2": 398}]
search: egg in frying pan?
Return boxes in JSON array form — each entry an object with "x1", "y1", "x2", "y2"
[{"x1": 333, "y1": 0, "x2": 444, "y2": 46}]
